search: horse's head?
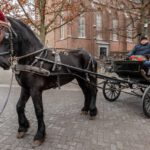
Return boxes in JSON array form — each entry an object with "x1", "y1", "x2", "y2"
[
  {"x1": 0, "y1": 17, "x2": 43, "y2": 70},
  {"x1": 0, "y1": 26, "x2": 13, "y2": 69}
]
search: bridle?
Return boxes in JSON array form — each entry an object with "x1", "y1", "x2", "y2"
[
  {"x1": 0, "y1": 26, "x2": 14, "y2": 57},
  {"x1": 0, "y1": 25, "x2": 21, "y2": 67},
  {"x1": 0, "y1": 24, "x2": 47, "y2": 66}
]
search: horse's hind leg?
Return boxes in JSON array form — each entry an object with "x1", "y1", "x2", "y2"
[
  {"x1": 16, "y1": 87, "x2": 30, "y2": 138},
  {"x1": 77, "y1": 75, "x2": 97, "y2": 118},
  {"x1": 88, "y1": 75, "x2": 98, "y2": 118},
  {"x1": 77, "y1": 78, "x2": 91, "y2": 115}
]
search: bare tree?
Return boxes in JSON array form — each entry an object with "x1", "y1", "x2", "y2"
[
  {"x1": 87, "y1": 0, "x2": 150, "y2": 40},
  {"x1": 0, "y1": 0, "x2": 86, "y2": 43}
]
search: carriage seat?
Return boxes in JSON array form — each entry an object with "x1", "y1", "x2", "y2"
[
  {"x1": 113, "y1": 59, "x2": 150, "y2": 84},
  {"x1": 128, "y1": 55, "x2": 150, "y2": 75},
  {"x1": 128, "y1": 55, "x2": 147, "y2": 61}
]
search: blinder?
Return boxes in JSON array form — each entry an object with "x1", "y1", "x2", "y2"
[
  {"x1": 0, "y1": 26, "x2": 10, "y2": 42},
  {"x1": 4, "y1": 32, "x2": 10, "y2": 39},
  {"x1": 0, "y1": 27, "x2": 5, "y2": 43},
  {"x1": 0, "y1": 26, "x2": 15, "y2": 57}
]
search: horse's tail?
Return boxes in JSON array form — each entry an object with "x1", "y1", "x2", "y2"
[
  {"x1": 78, "y1": 50, "x2": 97, "y2": 85},
  {"x1": 85, "y1": 53, "x2": 97, "y2": 73},
  {"x1": 85, "y1": 52, "x2": 97, "y2": 88}
]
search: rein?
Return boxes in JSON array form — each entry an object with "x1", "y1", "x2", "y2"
[
  {"x1": 0, "y1": 24, "x2": 49, "y2": 116},
  {"x1": 0, "y1": 51, "x2": 10, "y2": 56},
  {"x1": 0, "y1": 24, "x2": 15, "y2": 59},
  {"x1": 15, "y1": 47, "x2": 48, "y2": 61},
  {"x1": 0, "y1": 24, "x2": 48, "y2": 65},
  {"x1": 0, "y1": 72, "x2": 14, "y2": 116}
]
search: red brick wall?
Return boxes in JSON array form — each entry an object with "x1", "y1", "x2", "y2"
[{"x1": 46, "y1": 5, "x2": 138, "y2": 57}]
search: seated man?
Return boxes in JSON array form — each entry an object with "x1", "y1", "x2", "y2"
[
  {"x1": 126, "y1": 37, "x2": 150, "y2": 79},
  {"x1": 127, "y1": 36, "x2": 150, "y2": 64},
  {"x1": 127, "y1": 36, "x2": 150, "y2": 57}
]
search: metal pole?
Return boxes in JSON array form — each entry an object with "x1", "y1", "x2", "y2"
[{"x1": 36, "y1": 56, "x2": 133, "y2": 84}]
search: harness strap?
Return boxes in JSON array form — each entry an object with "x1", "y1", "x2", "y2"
[
  {"x1": 13, "y1": 64, "x2": 50, "y2": 76},
  {"x1": 85, "y1": 54, "x2": 95, "y2": 80},
  {"x1": 0, "y1": 51, "x2": 10, "y2": 56},
  {"x1": 16, "y1": 48, "x2": 48, "y2": 61},
  {"x1": 52, "y1": 52, "x2": 61, "y2": 71},
  {"x1": 31, "y1": 49, "x2": 48, "y2": 66},
  {"x1": 9, "y1": 27, "x2": 14, "y2": 56},
  {"x1": 0, "y1": 72, "x2": 14, "y2": 116}
]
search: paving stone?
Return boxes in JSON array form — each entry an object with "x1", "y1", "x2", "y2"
[{"x1": 0, "y1": 86, "x2": 149, "y2": 150}]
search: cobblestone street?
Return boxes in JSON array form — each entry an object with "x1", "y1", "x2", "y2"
[
  {"x1": 0, "y1": 0, "x2": 150, "y2": 149},
  {"x1": 0, "y1": 79, "x2": 149, "y2": 150}
]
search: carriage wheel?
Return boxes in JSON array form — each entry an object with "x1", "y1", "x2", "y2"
[
  {"x1": 142, "y1": 86, "x2": 150, "y2": 118},
  {"x1": 103, "y1": 80, "x2": 121, "y2": 102}
]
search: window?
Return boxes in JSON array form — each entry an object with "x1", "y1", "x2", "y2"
[
  {"x1": 96, "y1": 13, "x2": 102, "y2": 40},
  {"x1": 67, "y1": 0, "x2": 72, "y2": 4},
  {"x1": 78, "y1": 14, "x2": 85, "y2": 38},
  {"x1": 126, "y1": 24, "x2": 133, "y2": 42},
  {"x1": 112, "y1": 19, "x2": 118, "y2": 41},
  {"x1": 130, "y1": 0, "x2": 141, "y2": 3},
  {"x1": 60, "y1": 17, "x2": 65, "y2": 39}
]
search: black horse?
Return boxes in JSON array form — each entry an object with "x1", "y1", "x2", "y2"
[{"x1": 0, "y1": 17, "x2": 98, "y2": 146}]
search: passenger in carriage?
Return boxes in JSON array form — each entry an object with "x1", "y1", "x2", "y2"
[
  {"x1": 127, "y1": 36, "x2": 150, "y2": 57},
  {"x1": 126, "y1": 36, "x2": 150, "y2": 63},
  {"x1": 128, "y1": 36, "x2": 150, "y2": 68}
]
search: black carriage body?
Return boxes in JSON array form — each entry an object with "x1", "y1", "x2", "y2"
[
  {"x1": 113, "y1": 60, "x2": 149, "y2": 84},
  {"x1": 103, "y1": 60, "x2": 150, "y2": 118}
]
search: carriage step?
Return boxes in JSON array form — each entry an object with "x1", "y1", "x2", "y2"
[{"x1": 12, "y1": 64, "x2": 50, "y2": 76}]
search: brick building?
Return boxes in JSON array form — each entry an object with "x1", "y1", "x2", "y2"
[{"x1": 46, "y1": 0, "x2": 142, "y2": 59}]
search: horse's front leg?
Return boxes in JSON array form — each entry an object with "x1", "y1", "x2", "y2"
[
  {"x1": 16, "y1": 87, "x2": 30, "y2": 138},
  {"x1": 30, "y1": 89, "x2": 45, "y2": 146}
]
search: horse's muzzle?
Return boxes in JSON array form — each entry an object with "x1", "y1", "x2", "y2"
[{"x1": 0, "y1": 56, "x2": 11, "y2": 70}]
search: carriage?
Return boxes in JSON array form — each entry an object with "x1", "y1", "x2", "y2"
[
  {"x1": 1, "y1": 16, "x2": 150, "y2": 146},
  {"x1": 102, "y1": 59, "x2": 150, "y2": 118},
  {"x1": 34, "y1": 56, "x2": 150, "y2": 118}
]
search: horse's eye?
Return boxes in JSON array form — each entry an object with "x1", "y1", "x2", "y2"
[{"x1": 5, "y1": 32, "x2": 9, "y2": 39}]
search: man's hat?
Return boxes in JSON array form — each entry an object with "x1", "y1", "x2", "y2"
[
  {"x1": 140, "y1": 36, "x2": 148, "y2": 41},
  {"x1": 0, "y1": 11, "x2": 6, "y2": 23},
  {"x1": 0, "y1": 11, "x2": 10, "y2": 27}
]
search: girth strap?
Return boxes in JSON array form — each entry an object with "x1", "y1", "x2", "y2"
[
  {"x1": 13, "y1": 64, "x2": 50, "y2": 77},
  {"x1": 52, "y1": 52, "x2": 61, "y2": 71}
]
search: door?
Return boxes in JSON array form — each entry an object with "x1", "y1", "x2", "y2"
[{"x1": 99, "y1": 47, "x2": 107, "y2": 59}]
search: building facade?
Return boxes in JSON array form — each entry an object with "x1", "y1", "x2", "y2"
[{"x1": 46, "y1": 0, "x2": 143, "y2": 59}]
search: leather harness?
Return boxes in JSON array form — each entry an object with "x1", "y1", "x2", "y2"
[{"x1": 0, "y1": 23, "x2": 95, "y2": 88}]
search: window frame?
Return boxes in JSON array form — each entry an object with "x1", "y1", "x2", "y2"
[
  {"x1": 78, "y1": 14, "x2": 86, "y2": 38},
  {"x1": 95, "y1": 13, "x2": 102, "y2": 40},
  {"x1": 112, "y1": 19, "x2": 118, "y2": 41}
]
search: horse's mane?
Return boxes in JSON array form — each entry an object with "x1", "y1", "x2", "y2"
[{"x1": 7, "y1": 17, "x2": 43, "y2": 49}]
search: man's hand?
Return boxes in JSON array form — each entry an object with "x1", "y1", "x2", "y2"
[{"x1": 124, "y1": 56, "x2": 129, "y2": 60}]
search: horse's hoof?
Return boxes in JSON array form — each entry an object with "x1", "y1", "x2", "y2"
[
  {"x1": 32, "y1": 139, "x2": 44, "y2": 147},
  {"x1": 81, "y1": 111, "x2": 88, "y2": 115},
  {"x1": 16, "y1": 132, "x2": 26, "y2": 139},
  {"x1": 89, "y1": 116, "x2": 96, "y2": 120},
  {"x1": 89, "y1": 108, "x2": 98, "y2": 118}
]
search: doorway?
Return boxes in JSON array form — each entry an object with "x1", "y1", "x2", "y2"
[{"x1": 99, "y1": 46, "x2": 108, "y2": 59}]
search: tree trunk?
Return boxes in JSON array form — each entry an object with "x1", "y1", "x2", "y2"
[
  {"x1": 37, "y1": 0, "x2": 46, "y2": 44},
  {"x1": 140, "y1": 0, "x2": 146, "y2": 36},
  {"x1": 40, "y1": 26, "x2": 46, "y2": 44}
]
